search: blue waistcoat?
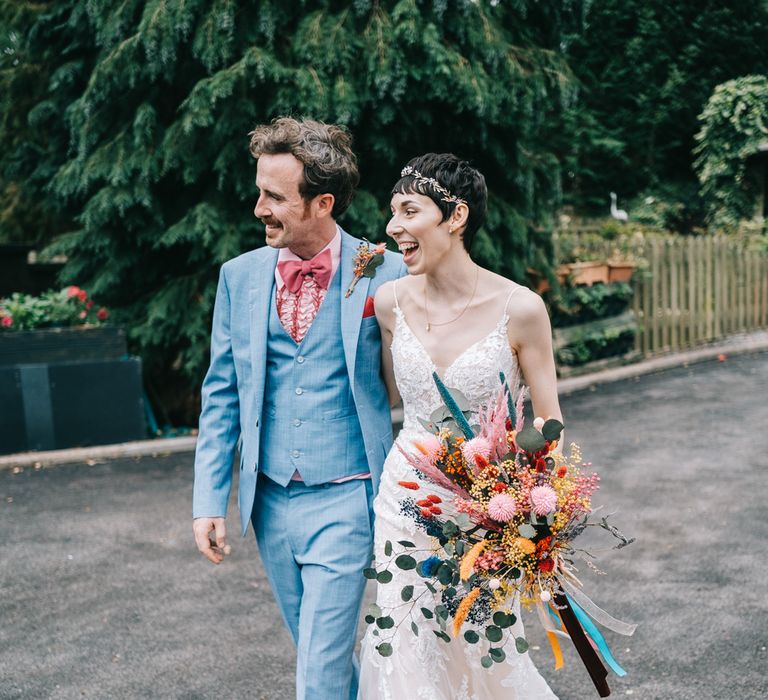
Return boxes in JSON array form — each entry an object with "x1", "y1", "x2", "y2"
[{"x1": 258, "y1": 267, "x2": 368, "y2": 486}]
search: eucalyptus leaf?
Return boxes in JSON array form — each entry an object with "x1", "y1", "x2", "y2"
[
  {"x1": 434, "y1": 630, "x2": 451, "y2": 643},
  {"x1": 418, "y1": 417, "x2": 438, "y2": 434},
  {"x1": 411, "y1": 621, "x2": 419, "y2": 636},
  {"x1": 421, "y1": 607, "x2": 434, "y2": 619},
  {"x1": 364, "y1": 614, "x2": 375, "y2": 624},
  {"x1": 541, "y1": 418, "x2": 564, "y2": 441},
  {"x1": 481, "y1": 656, "x2": 493, "y2": 669},
  {"x1": 490, "y1": 647, "x2": 506, "y2": 662},
  {"x1": 435, "y1": 604, "x2": 449, "y2": 621},
  {"x1": 376, "y1": 642, "x2": 393, "y2": 657},
  {"x1": 369, "y1": 604, "x2": 382, "y2": 618},
  {"x1": 464, "y1": 630, "x2": 480, "y2": 644},
  {"x1": 437, "y1": 565, "x2": 453, "y2": 585},
  {"x1": 376, "y1": 616, "x2": 394, "y2": 629},
  {"x1": 516, "y1": 426, "x2": 546, "y2": 453},
  {"x1": 485, "y1": 625, "x2": 503, "y2": 643},
  {"x1": 454, "y1": 540, "x2": 465, "y2": 556},
  {"x1": 518, "y1": 523, "x2": 536, "y2": 539},
  {"x1": 515, "y1": 637, "x2": 530, "y2": 653},
  {"x1": 493, "y1": 611, "x2": 516, "y2": 629},
  {"x1": 395, "y1": 554, "x2": 417, "y2": 570},
  {"x1": 455, "y1": 514, "x2": 472, "y2": 529},
  {"x1": 425, "y1": 582, "x2": 437, "y2": 594},
  {"x1": 363, "y1": 567, "x2": 377, "y2": 579},
  {"x1": 401, "y1": 585, "x2": 414, "y2": 602},
  {"x1": 397, "y1": 540, "x2": 415, "y2": 548},
  {"x1": 384, "y1": 540, "x2": 392, "y2": 557},
  {"x1": 376, "y1": 570, "x2": 393, "y2": 584},
  {"x1": 443, "y1": 542, "x2": 455, "y2": 557}
]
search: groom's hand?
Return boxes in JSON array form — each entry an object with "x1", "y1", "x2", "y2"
[{"x1": 193, "y1": 517, "x2": 228, "y2": 564}]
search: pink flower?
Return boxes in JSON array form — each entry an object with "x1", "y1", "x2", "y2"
[
  {"x1": 96, "y1": 307, "x2": 109, "y2": 321},
  {"x1": 65, "y1": 286, "x2": 81, "y2": 298},
  {"x1": 77, "y1": 289, "x2": 88, "y2": 302},
  {"x1": 413, "y1": 434, "x2": 443, "y2": 464},
  {"x1": 79, "y1": 310, "x2": 87, "y2": 319},
  {"x1": 461, "y1": 436, "x2": 491, "y2": 465},
  {"x1": 1, "y1": 316, "x2": 12, "y2": 328},
  {"x1": 487, "y1": 493, "x2": 517, "y2": 522},
  {"x1": 530, "y1": 485, "x2": 558, "y2": 516}
]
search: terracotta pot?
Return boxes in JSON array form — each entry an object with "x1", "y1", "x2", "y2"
[
  {"x1": 526, "y1": 268, "x2": 551, "y2": 294},
  {"x1": 557, "y1": 261, "x2": 610, "y2": 287},
  {"x1": 608, "y1": 261, "x2": 636, "y2": 284}
]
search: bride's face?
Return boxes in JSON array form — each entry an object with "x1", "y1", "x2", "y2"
[{"x1": 386, "y1": 192, "x2": 451, "y2": 274}]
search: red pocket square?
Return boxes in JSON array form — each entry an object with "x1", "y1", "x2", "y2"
[{"x1": 363, "y1": 296, "x2": 376, "y2": 318}]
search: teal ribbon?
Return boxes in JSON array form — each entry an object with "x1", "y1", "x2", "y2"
[{"x1": 565, "y1": 594, "x2": 627, "y2": 677}]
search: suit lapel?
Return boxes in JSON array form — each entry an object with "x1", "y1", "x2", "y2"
[
  {"x1": 340, "y1": 230, "x2": 371, "y2": 391},
  {"x1": 250, "y1": 247, "x2": 279, "y2": 416}
]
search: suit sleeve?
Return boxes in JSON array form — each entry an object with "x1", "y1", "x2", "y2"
[{"x1": 193, "y1": 265, "x2": 241, "y2": 518}]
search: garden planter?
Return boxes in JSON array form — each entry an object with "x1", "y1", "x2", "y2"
[
  {"x1": 607, "y1": 261, "x2": 636, "y2": 284},
  {"x1": 0, "y1": 325, "x2": 127, "y2": 365},
  {"x1": 557, "y1": 261, "x2": 610, "y2": 286},
  {"x1": 0, "y1": 326, "x2": 146, "y2": 454}
]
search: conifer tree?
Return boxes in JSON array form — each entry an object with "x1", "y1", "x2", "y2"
[{"x1": 1, "y1": 1, "x2": 571, "y2": 420}]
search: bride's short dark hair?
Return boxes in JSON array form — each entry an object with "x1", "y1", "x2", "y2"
[{"x1": 392, "y1": 153, "x2": 487, "y2": 251}]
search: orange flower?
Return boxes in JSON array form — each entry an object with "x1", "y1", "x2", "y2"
[
  {"x1": 452, "y1": 588, "x2": 481, "y2": 637},
  {"x1": 513, "y1": 537, "x2": 536, "y2": 555},
  {"x1": 398, "y1": 481, "x2": 420, "y2": 490},
  {"x1": 460, "y1": 540, "x2": 487, "y2": 580}
]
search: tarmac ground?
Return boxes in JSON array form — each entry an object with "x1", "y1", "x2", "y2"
[{"x1": 1, "y1": 351, "x2": 767, "y2": 699}]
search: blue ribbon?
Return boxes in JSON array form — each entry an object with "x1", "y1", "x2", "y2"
[{"x1": 565, "y1": 593, "x2": 627, "y2": 677}]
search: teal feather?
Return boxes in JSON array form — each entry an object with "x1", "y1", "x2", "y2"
[
  {"x1": 431, "y1": 371, "x2": 475, "y2": 439},
  {"x1": 499, "y1": 372, "x2": 516, "y2": 427}
]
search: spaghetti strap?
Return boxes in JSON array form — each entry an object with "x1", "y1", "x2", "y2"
[
  {"x1": 502, "y1": 284, "x2": 524, "y2": 317},
  {"x1": 393, "y1": 278, "x2": 401, "y2": 311}
]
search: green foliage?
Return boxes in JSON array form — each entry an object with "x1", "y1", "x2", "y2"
[
  {"x1": 556, "y1": 325, "x2": 635, "y2": 367},
  {"x1": 549, "y1": 282, "x2": 633, "y2": 327},
  {"x1": 0, "y1": 286, "x2": 109, "y2": 331},
  {"x1": 563, "y1": 0, "x2": 768, "y2": 210},
  {"x1": 694, "y1": 75, "x2": 768, "y2": 228},
  {"x1": 1, "y1": 1, "x2": 572, "y2": 421}
]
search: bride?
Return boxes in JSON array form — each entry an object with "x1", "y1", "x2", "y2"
[{"x1": 358, "y1": 153, "x2": 562, "y2": 699}]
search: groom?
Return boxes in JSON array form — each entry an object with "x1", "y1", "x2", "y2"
[{"x1": 193, "y1": 117, "x2": 404, "y2": 699}]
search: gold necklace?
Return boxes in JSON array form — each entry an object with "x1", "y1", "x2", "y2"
[{"x1": 424, "y1": 266, "x2": 479, "y2": 332}]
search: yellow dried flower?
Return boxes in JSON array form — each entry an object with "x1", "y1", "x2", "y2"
[
  {"x1": 460, "y1": 539, "x2": 487, "y2": 580},
  {"x1": 452, "y1": 587, "x2": 481, "y2": 637},
  {"x1": 512, "y1": 537, "x2": 536, "y2": 555}
]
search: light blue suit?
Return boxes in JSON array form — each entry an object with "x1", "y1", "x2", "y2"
[{"x1": 193, "y1": 229, "x2": 404, "y2": 699}]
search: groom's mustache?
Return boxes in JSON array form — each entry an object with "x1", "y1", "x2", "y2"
[{"x1": 261, "y1": 217, "x2": 281, "y2": 228}]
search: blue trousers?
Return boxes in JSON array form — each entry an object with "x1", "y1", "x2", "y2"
[{"x1": 252, "y1": 474, "x2": 374, "y2": 700}]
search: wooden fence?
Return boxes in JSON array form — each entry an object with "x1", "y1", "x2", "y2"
[{"x1": 554, "y1": 231, "x2": 768, "y2": 356}]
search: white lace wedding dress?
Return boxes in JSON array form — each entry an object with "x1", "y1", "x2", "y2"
[{"x1": 358, "y1": 290, "x2": 558, "y2": 700}]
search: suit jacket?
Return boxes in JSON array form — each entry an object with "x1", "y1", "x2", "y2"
[{"x1": 193, "y1": 229, "x2": 405, "y2": 535}]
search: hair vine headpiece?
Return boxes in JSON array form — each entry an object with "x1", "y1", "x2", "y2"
[{"x1": 400, "y1": 166, "x2": 466, "y2": 205}]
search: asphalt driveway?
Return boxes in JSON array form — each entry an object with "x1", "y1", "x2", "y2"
[{"x1": 1, "y1": 352, "x2": 766, "y2": 699}]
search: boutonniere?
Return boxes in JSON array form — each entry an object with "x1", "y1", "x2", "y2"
[{"x1": 345, "y1": 239, "x2": 386, "y2": 298}]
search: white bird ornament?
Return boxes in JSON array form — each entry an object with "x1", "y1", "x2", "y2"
[{"x1": 610, "y1": 192, "x2": 628, "y2": 223}]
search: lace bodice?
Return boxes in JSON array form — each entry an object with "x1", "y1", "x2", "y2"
[{"x1": 392, "y1": 298, "x2": 520, "y2": 438}]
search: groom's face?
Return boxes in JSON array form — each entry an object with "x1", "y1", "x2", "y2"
[{"x1": 254, "y1": 153, "x2": 316, "y2": 255}]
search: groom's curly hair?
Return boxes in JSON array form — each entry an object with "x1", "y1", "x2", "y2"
[
  {"x1": 392, "y1": 153, "x2": 488, "y2": 252},
  {"x1": 249, "y1": 116, "x2": 360, "y2": 218}
]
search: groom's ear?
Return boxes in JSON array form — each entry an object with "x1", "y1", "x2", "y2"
[{"x1": 313, "y1": 192, "x2": 335, "y2": 219}]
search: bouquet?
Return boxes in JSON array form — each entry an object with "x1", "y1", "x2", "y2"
[{"x1": 365, "y1": 372, "x2": 635, "y2": 697}]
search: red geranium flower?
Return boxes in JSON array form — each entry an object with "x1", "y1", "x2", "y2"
[
  {"x1": 66, "y1": 286, "x2": 81, "y2": 298},
  {"x1": 96, "y1": 307, "x2": 109, "y2": 321},
  {"x1": 1, "y1": 316, "x2": 12, "y2": 328},
  {"x1": 539, "y1": 558, "x2": 554, "y2": 572}
]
